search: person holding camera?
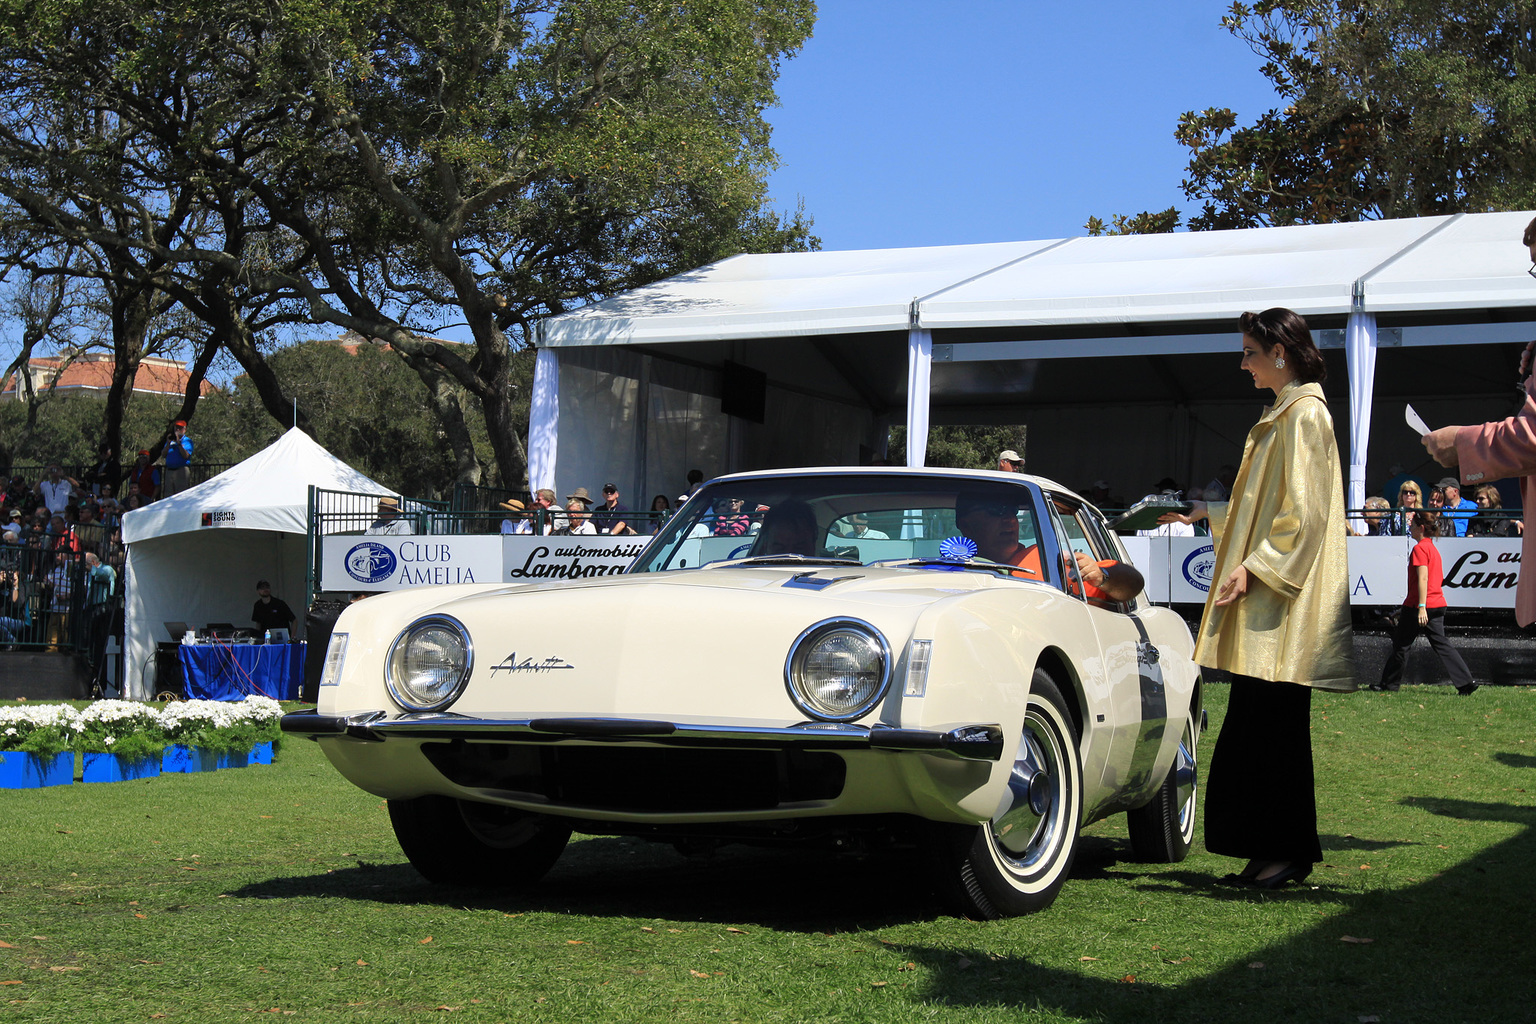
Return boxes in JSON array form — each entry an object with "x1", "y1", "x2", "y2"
[{"x1": 161, "y1": 420, "x2": 194, "y2": 497}]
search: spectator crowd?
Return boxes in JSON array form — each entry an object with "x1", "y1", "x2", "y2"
[{"x1": 0, "y1": 418, "x2": 195, "y2": 662}]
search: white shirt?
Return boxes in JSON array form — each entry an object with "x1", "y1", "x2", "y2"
[{"x1": 40, "y1": 479, "x2": 72, "y2": 515}]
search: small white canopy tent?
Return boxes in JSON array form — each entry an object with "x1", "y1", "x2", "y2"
[
  {"x1": 120, "y1": 427, "x2": 394, "y2": 700},
  {"x1": 533, "y1": 211, "x2": 1536, "y2": 513}
]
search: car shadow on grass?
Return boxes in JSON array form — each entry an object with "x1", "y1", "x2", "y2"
[{"x1": 233, "y1": 833, "x2": 951, "y2": 930}]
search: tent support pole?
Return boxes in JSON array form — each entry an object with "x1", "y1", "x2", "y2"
[
  {"x1": 906, "y1": 320, "x2": 932, "y2": 468},
  {"x1": 1346, "y1": 310, "x2": 1378, "y2": 518},
  {"x1": 529, "y1": 348, "x2": 560, "y2": 492}
]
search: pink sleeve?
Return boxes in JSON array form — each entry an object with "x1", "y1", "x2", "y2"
[{"x1": 1455, "y1": 379, "x2": 1536, "y2": 486}]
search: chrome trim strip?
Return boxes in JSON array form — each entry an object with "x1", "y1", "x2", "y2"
[{"x1": 278, "y1": 710, "x2": 1003, "y2": 761}]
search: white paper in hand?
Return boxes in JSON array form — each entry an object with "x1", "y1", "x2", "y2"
[{"x1": 1405, "y1": 404, "x2": 1432, "y2": 438}]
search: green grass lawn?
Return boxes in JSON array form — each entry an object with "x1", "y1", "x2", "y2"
[{"x1": 3, "y1": 684, "x2": 1534, "y2": 1023}]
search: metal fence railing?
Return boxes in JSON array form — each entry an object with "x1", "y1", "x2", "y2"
[{"x1": 0, "y1": 541, "x2": 121, "y2": 667}]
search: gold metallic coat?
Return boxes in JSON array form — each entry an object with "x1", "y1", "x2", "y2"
[{"x1": 1195, "y1": 381, "x2": 1356, "y2": 691}]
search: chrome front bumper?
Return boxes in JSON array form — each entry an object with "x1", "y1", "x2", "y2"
[{"x1": 281, "y1": 710, "x2": 1004, "y2": 762}]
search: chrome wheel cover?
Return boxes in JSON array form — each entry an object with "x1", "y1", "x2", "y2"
[
  {"x1": 989, "y1": 707, "x2": 1068, "y2": 872},
  {"x1": 1173, "y1": 711, "x2": 1198, "y2": 837}
]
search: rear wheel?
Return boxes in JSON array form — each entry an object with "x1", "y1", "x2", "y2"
[
  {"x1": 930, "y1": 670, "x2": 1083, "y2": 918},
  {"x1": 1127, "y1": 702, "x2": 1199, "y2": 862},
  {"x1": 387, "y1": 795, "x2": 571, "y2": 888}
]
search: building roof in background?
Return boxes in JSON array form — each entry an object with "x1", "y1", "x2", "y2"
[{"x1": 1, "y1": 353, "x2": 216, "y2": 401}]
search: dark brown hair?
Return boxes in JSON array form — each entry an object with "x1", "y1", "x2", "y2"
[
  {"x1": 1239, "y1": 307, "x2": 1327, "y2": 384},
  {"x1": 1524, "y1": 214, "x2": 1536, "y2": 247},
  {"x1": 1413, "y1": 511, "x2": 1442, "y2": 537}
]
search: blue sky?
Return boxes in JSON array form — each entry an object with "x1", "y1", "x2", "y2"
[{"x1": 763, "y1": 2, "x2": 1285, "y2": 251}]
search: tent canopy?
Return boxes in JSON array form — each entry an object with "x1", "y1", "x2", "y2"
[
  {"x1": 530, "y1": 212, "x2": 1536, "y2": 509},
  {"x1": 121, "y1": 428, "x2": 395, "y2": 700},
  {"x1": 122, "y1": 426, "x2": 390, "y2": 543},
  {"x1": 540, "y1": 212, "x2": 1536, "y2": 347}
]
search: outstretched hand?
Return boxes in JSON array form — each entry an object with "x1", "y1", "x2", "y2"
[{"x1": 1158, "y1": 499, "x2": 1208, "y2": 527}]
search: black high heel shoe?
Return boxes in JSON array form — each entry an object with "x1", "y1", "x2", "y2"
[{"x1": 1252, "y1": 863, "x2": 1311, "y2": 890}]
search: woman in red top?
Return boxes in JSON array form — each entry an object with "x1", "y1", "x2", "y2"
[{"x1": 1370, "y1": 512, "x2": 1477, "y2": 694}]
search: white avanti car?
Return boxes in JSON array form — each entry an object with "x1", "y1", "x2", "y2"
[{"x1": 284, "y1": 468, "x2": 1202, "y2": 918}]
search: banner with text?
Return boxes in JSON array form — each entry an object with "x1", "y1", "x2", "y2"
[
  {"x1": 321, "y1": 533, "x2": 1522, "y2": 609},
  {"x1": 1131, "y1": 535, "x2": 1520, "y2": 608},
  {"x1": 319, "y1": 535, "x2": 649, "y2": 592}
]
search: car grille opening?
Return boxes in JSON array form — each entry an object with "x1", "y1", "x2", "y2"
[{"x1": 420, "y1": 741, "x2": 846, "y2": 813}]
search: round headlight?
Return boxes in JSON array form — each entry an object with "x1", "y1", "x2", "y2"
[
  {"x1": 385, "y1": 616, "x2": 473, "y2": 711},
  {"x1": 785, "y1": 618, "x2": 891, "y2": 721}
]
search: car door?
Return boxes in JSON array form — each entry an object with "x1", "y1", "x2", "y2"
[
  {"x1": 1044, "y1": 496, "x2": 1165, "y2": 805},
  {"x1": 1081, "y1": 509, "x2": 1170, "y2": 798}
]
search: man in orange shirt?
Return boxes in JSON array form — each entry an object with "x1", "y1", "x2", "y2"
[{"x1": 954, "y1": 495, "x2": 1142, "y2": 602}]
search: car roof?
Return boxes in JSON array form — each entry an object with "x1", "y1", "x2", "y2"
[{"x1": 698, "y1": 466, "x2": 1092, "y2": 507}]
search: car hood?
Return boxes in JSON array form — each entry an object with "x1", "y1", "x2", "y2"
[{"x1": 333, "y1": 565, "x2": 1025, "y2": 723}]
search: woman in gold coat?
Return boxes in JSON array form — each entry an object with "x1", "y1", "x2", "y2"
[{"x1": 1162, "y1": 307, "x2": 1355, "y2": 889}]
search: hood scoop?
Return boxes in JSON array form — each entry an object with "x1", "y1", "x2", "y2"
[{"x1": 782, "y1": 571, "x2": 863, "y2": 591}]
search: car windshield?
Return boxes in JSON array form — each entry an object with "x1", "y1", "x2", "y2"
[{"x1": 630, "y1": 473, "x2": 1044, "y2": 574}]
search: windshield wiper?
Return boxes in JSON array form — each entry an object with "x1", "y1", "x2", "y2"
[
  {"x1": 873, "y1": 557, "x2": 1024, "y2": 577},
  {"x1": 712, "y1": 554, "x2": 865, "y2": 568}
]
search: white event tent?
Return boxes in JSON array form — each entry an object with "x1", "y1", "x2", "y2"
[
  {"x1": 532, "y1": 211, "x2": 1536, "y2": 511},
  {"x1": 120, "y1": 427, "x2": 394, "y2": 700}
]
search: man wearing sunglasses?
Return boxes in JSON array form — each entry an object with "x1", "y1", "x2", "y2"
[
  {"x1": 954, "y1": 494, "x2": 1142, "y2": 603},
  {"x1": 1423, "y1": 214, "x2": 1536, "y2": 629}
]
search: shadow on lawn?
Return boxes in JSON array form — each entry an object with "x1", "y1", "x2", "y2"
[
  {"x1": 234, "y1": 758, "x2": 1536, "y2": 1017},
  {"x1": 888, "y1": 754, "x2": 1536, "y2": 1023},
  {"x1": 234, "y1": 834, "x2": 951, "y2": 930}
]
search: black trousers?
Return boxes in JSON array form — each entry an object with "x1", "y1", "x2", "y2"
[
  {"x1": 1378, "y1": 607, "x2": 1473, "y2": 689},
  {"x1": 1204, "y1": 675, "x2": 1322, "y2": 864}
]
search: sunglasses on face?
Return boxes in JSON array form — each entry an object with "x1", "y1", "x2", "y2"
[{"x1": 965, "y1": 504, "x2": 1020, "y2": 518}]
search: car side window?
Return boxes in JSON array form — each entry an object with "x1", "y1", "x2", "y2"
[
  {"x1": 1073, "y1": 508, "x2": 1136, "y2": 612},
  {"x1": 1045, "y1": 499, "x2": 1087, "y2": 599}
]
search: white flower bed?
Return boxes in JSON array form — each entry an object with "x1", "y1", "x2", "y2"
[{"x1": 1, "y1": 697, "x2": 283, "y2": 755}]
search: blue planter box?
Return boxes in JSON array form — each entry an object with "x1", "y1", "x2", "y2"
[
  {"x1": 162, "y1": 745, "x2": 219, "y2": 773},
  {"x1": 82, "y1": 752, "x2": 162, "y2": 784},
  {"x1": 250, "y1": 741, "x2": 274, "y2": 766},
  {"x1": 0, "y1": 750, "x2": 74, "y2": 788},
  {"x1": 217, "y1": 749, "x2": 251, "y2": 770}
]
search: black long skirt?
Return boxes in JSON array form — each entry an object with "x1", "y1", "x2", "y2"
[{"x1": 1203, "y1": 674, "x2": 1323, "y2": 864}]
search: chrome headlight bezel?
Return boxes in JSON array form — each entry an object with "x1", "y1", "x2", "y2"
[
  {"x1": 783, "y1": 617, "x2": 892, "y2": 722},
  {"x1": 384, "y1": 615, "x2": 474, "y2": 712}
]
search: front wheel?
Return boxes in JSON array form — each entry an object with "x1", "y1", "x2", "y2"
[
  {"x1": 1126, "y1": 701, "x2": 1199, "y2": 863},
  {"x1": 930, "y1": 669, "x2": 1083, "y2": 918},
  {"x1": 387, "y1": 795, "x2": 571, "y2": 888}
]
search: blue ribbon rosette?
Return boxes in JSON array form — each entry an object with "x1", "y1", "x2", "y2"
[{"x1": 926, "y1": 535, "x2": 977, "y2": 570}]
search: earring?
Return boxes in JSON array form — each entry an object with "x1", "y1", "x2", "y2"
[{"x1": 1275, "y1": 355, "x2": 1286, "y2": 369}]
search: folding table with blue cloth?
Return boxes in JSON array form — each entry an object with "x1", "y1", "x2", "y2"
[{"x1": 178, "y1": 642, "x2": 306, "y2": 701}]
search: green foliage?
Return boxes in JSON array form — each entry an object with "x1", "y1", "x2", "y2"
[
  {"x1": 229, "y1": 339, "x2": 509, "y2": 498},
  {"x1": 1084, "y1": 207, "x2": 1182, "y2": 236},
  {"x1": 0, "y1": 702, "x2": 79, "y2": 759},
  {"x1": 0, "y1": 0, "x2": 818, "y2": 488},
  {"x1": 888, "y1": 424, "x2": 1028, "y2": 471},
  {"x1": 0, "y1": 390, "x2": 264, "y2": 470},
  {"x1": 1179, "y1": 0, "x2": 1536, "y2": 228},
  {"x1": 74, "y1": 699, "x2": 168, "y2": 757}
]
